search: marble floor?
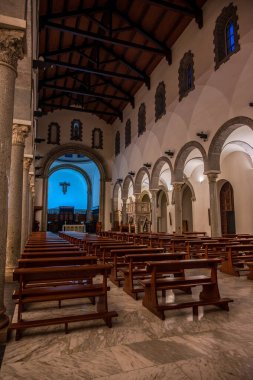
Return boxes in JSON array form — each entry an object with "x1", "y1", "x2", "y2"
[{"x1": 1, "y1": 271, "x2": 253, "y2": 380}]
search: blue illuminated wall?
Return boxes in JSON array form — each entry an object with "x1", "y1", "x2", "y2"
[{"x1": 48, "y1": 169, "x2": 88, "y2": 209}]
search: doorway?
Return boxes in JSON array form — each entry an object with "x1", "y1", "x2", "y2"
[{"x1": 220, "y1": 181, "x2": 236, "y2": 235}]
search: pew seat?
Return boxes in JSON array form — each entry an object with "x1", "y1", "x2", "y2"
[
  {"x1": 139, "y1": 259, "x2": 233, "y2": 320},
  {"x1": 10, "y1": 264, "x2": 118, "y2": 340}
]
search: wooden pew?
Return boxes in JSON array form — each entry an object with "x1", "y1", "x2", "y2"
[
  {"x1": 220, "y1": 244, "x2": 253, "y2": 276},
  {"x1": 21, "y1": 250, "x2": 83, "y2": 259},
  {"x1": 10, "y1": 264, "x2": 118, "y2": 340},
  {"x1": 24, "y1": 245, "x2": 77, "y2": 253},
  {"x1": 18, "y1": 256, "x2": 97, "y2": 268},
  {"x1": 140, "y1": 258, "x2": 233, "y2": 320},
  {"x1": 100, "y1": 244, "x2": 147, "y2": 264},
  {"x1": 109, "y1": 247, "x2": 164, "y2": 286},
  {"x1": 122, "y1": 252, "x2": 187, "y2": 299},
  {"x1": 245, "y1": 261, "x2": 253, "y2": 280}
]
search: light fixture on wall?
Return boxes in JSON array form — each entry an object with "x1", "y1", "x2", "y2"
[
  {"x1": 196, "y1": 131, "x2": 208, "y2": 141},
  {"x1": 128, "y1": 171, "x2": 135, "y2": 176},
  {"x1": 33, "y1": 108, "x2": 43, "y2": 118},
  {"x1": 143, "y1": 163, "x2": 152, "y2": 169},
  {"x1": 164, "y1": 149, "x2": 174, "y2": 157},
  {"x1": 35, "y1": 155, "x2": 43, "y2": 160},
  {"x1": 117, "y1": 178, "x2": 123, "y2": 183}
]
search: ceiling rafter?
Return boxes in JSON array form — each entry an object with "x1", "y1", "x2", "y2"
[
  {"x1": 42, "y1": 84, "x2": 130, "y2": 103},
  {"x1": 148, "y1": 0, "x2": 203, "y2": 28},
  {"x1": 34, "y1": 58, "x2": 146, "y2": 83},
  {"x1": 113, "y1": 5, "x2": 172, "y2": 64},
  {"x1": 44, "y1": 22, "x2": 170, "y2": 57},
  {"x1": 40, "y1": 102, "x2": 121, "y2": 119}
]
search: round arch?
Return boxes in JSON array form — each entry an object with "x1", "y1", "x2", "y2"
[
  {"x1": 122, "y1": 175, "x2": 135, "y2": 199},
  {"x1": 134, "y1": 167, "x2": 151, "y2": 194},
  {"x1": 174, "y1": 141, "x2": 207, "y2": 182},
  {"x1": 41, "y1": 143, "x2": 110, "y2": 230},
  {"x1": 150, "y1": 156, "x2": 174, "y2": 190},
  {"x1": 49, "y1": 164, "x2": 93, "y2": 211},
  {"x1": 207, "y1": 116, "x2": 253, "y2": 172}
]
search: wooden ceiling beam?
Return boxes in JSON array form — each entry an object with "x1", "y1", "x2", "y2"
[
  {"x1": 40, "y1": 102, "x2": 121, "y2": 119},
  {"x1": 44, "y1": 22, "x2": 169, "y2": 57},
  {"x1": 113, "y1": 7, "x2": 172, "y2": 64},
  {"x1": 34, "y1": 58, "x2": 146, "y2": 83},
  {"x1": 40, "y1": 6, "x2": 107, "y2": 26},
  {"x1": 148, "y1": 0, "x2": 203, "y2": 28},
  {"x1": 42, "y1": 83, "x2": 130, "y2": 103}
]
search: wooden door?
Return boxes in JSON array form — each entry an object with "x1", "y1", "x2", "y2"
[{"x1": 220, "y1": 182, "x2": 236, "y2": 235}]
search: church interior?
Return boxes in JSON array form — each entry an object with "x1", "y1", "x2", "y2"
[{"x1": 0, "y1": 0, "x2": 253, "y2": 378}]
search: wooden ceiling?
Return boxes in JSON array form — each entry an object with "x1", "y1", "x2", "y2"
[{"x1": 37, "y1": 0, "x2": 206, "y2": 124}]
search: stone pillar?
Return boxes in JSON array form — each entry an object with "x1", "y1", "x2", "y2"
[
  {"x1": 0, "y1": 29, "x2": 25, "y2": 332},
  {"x1": 122, "y1": 198, "x2": 127, "y2": 225},
  {"x1": 21, "y1": 156, "x2": 33, "y2": 251},
  {"x1": 28, "y1": 174, "x2": 34, "y2": 237},
  {"x1": 29, "y1": 183, "x2": 35, "y2": 236},
  {"x1": 173, "y1": 183, "x2": 183, "y2": 235},
  {"x1": 150, "y1": 190, "x2": 158, "y2": 233},
  {"x1": 207, "y1": 172, "x2": 222, "y2": 237},
  {"x1": 6, "y1": 124, "x2": 30, "y2": 274}
]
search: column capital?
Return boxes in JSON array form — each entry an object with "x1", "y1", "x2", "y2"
[
  {"x1": 23, "y1": 157, "x2": 33, "y2": 171},
  {"x1": 12, "y1": 124, "x2": 30, "y2": 146},
  {"x1": 0, "y1": 29, "x2": 25, "y2": 70},
  {"x1": 172, "y1": 182, "x2": 184, "y2": 192},
  {"x1": 206, "y1": 172, "x2": 219, "y2": 182}
]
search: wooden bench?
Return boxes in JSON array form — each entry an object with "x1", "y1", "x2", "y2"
[
  {"x1": 18, "y1": 256, "x2": 97, "y2": 268},
  {"x1": 122, "y1": 252, "x2": 187, "y2": 299},
  {"x1": 101, "y1": 244, "x2": 147, "y2": 264},
  {"x1": 220, "y1": 244, "x2": 253, "y2": 276},
  {"x1": 21, "y1": 250, "x2": 83, "y2": 259},
  {"x1": 140, "y1": 258, "x2": 233, "y2": 320},
  {"x1": 109, "y1": 247, "x2": 164, "y2": 286},
  {"x1": 10, "y1": 264, "x2": 118, "y2": 340}
]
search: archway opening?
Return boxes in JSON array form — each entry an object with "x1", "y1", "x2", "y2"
[
  {"x1": 47, "y1": 154, "x2": 100, "y2": 232},
  {"x1": 182, "y1": 185, "x2": 193, "y2": 233},
  {"x1": 219, "y1": 181, "x2": 236, "y2": 235}
]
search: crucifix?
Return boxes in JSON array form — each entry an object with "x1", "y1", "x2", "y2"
[{"x1": 59, "y1": 182, "x2": 70, "y2": 195}]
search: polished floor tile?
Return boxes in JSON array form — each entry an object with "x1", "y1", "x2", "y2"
[{"x1": 1, "y1": 271, "x2": 253, "y2": 380}]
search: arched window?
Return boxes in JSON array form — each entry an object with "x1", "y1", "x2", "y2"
[
  {"x1": 92, "y1": 128, "x2": 103, "y2": 149},
  {"x1": 138, "y1": 103, "x2": 146, "y2": 137},
  {"x1": 70, "y1": 119, "x2": 82, "y2": 141},
  {"x1": 125, "y1": 119, "x2": 131, "y2": 148},
  {"x1": 178, "y1": 51, "x2": 195, "y2": 101},
  {"x1": 155, "y1": 81, "x2": 166, "y2": 122},
  {"x1": 47, "y1": 122, "x2": 60, "y2": 144},
  {"x1": 213, "y1": 3, "x2": 240, "y2": 70},
  {"x1": 115, "y1": 131, "x2": 120, "y2": 156}
]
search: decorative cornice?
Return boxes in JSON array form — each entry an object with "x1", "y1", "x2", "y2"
[
  {"x1": 12, "y1": 124, "x2": 30, "y2": 146},
  {"x1": 23, "y1": 157, "x2": 33, "y2": 171},
  {"x1": 0, "y1": 29, "x2": 25, "y2": 69}
]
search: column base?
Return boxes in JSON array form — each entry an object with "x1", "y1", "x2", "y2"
[{"x1": 5, "y1": 266, "x2": 15, "y2": 282}]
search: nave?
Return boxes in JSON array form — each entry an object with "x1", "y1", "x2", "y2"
[{"x1": 1, "y1": 231, "x2": 253, "y2": 379}]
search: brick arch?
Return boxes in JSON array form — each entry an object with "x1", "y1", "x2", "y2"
[
  {"x1": 122, "y1": 175, "x2": 134, "y2": 199},
  {"x1": 174, "y1": 141, "x2": 207, "y2": 182},
  {"x1": 134, "y1": 167, "x2": 151, "y2": 194},
  {"x1": 207, "y1": 116, "x2": 253, "y2": 172},
  {"x1": 150, "y1": 156, "x2": 174, "y2": 190}
]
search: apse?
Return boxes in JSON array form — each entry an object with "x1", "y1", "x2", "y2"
[{"x1": 48, "y1": 169, "x2": 88, "y2": 210}]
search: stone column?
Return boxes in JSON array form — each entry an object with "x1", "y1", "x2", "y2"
[
  {"x1": 21, "y1": 156, "x2": 33, "y2": 251},
  {"x1": 173, "y1": 182, "x2": 183, "y2": 235},
  {"x1": 122, "y1": 198, "x2": 127, "y2": 225},
  {"x1": 29, "y1": 183, "x2": 35, "y2": 236},
  {"x1": 150, "y1": 190, "x2": 158, "y2": 233},
  {"x1": 6, "y1": 124, "x2": 30, "y2": 274},
  {"x1": 207, "y1": 172, "x2": 222, "y2": 237},
  {"x1": 0, "y1": 29, "x2": 25, "y2": 332},
  {"x1": 28, "y1": 174, "x2": 34, "y2": 237}
]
